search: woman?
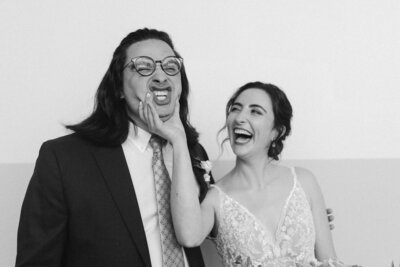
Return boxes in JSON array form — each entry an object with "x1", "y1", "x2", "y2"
[{"x1": 141, "y1": 82, "x2": 349, "y2": 266}]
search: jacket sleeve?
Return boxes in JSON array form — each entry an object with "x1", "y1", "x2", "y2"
[{"x1": 16, "y1": 141, "x2": 67, "y2": 267}]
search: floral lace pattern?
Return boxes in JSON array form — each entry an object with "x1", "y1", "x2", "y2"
[{"x1": 211, "y1": 168, "x2": 317, "y2": 267}]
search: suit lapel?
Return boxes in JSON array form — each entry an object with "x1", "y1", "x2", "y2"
[{"x1": 92, "y1": 145, "x2": 152, "y2": 267}]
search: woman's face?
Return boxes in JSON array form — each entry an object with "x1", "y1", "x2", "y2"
[{"x1": 226, "y1": 88, "x2": 278, "y2": 159}]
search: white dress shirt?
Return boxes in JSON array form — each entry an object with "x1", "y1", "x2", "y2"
[{"x1": 122, "y1": 123, "x2": 190, "y2": 267}]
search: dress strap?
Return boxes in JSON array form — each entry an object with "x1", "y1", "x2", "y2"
[
  {"x1": 290, "y1": 166, "x2": 298, "y2": 187},
  {"x1": 209, "y1": 185, "x2": 225, "y2": 205},
  {"x1": 209, "y1": 184, "x2": 221, "y2": 192}
]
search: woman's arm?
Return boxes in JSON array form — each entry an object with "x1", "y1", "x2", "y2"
[
  {"x1": 140, "y1": 93, "x2": 216, "y2": 247},
  {"x1": 296, "y1": 167, "x2": 338, "y2": 261},
  {"x1": 169, "y1": 136, "x2": 216, "y2": 246}
]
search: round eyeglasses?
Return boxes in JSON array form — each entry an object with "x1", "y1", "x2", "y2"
[{"x1": 123, "y1": 56, "x2": 183, "y2": 76}]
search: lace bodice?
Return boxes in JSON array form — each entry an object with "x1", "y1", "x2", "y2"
[{"x1": 211, "y1": 167, "x2": 317, "y2": 267}]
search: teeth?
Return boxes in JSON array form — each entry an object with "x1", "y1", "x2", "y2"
[
  {"x1": 153, "y1": 91, "x2": 168, "y2": 96},
  {"x1": 234, "y1": 128, "x2": 252, "y2": 136}
]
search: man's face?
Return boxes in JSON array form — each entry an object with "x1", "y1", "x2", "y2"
[{"x1": 122, "y1": 39, "x2": 182, "y2": 128}]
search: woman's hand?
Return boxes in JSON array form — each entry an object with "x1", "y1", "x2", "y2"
[{"x1": 139, "y1": 91, "x2": 185, "y2": 144}]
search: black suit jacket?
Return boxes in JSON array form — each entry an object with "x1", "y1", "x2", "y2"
[{"x1": 16, "y1": 133, "x2": 212, "y2": 267}]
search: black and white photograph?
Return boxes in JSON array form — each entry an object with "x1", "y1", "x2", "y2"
[{"x1": 1, "y1": 1, "x2": 399, "y2": 266}]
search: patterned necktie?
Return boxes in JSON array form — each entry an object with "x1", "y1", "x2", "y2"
[{"x1": 149, "y1": 135, "x2": 185, "y2": 267}]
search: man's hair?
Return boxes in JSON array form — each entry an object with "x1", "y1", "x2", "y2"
[
  {"x1": 67, "y1": 28, "x2": 199, "y2": 147},
  {"x1": 223, "y1": 81, "x2": 293, "y2": 160}
]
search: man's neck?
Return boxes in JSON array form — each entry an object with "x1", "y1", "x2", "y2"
[{"x1": 128, "y1": 116, "x2": 149, "y2": 133}]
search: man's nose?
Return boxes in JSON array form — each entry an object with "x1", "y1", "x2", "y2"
[{"x1": 152, "y1": 63, "x2": 168, "y2": 84}]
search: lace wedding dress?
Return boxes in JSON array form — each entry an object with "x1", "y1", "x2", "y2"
[{"x1": 210, "y1": 167, "x2": 319, "y2": 267}]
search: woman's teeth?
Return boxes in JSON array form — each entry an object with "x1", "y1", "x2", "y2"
[
  {"x1": 234, "y1": 129, "x2": 252, "y2": 135},
  {"x1": 233, "y1": 128, "x2": 253, "y2": 144}
]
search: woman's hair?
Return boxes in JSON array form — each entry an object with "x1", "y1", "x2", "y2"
[
  {"x1": 220, "y1": 81, "x2": 293, "y2": 160},
  {"x1": 66, "y1": 28, "x2": 199, "y2": 148}
]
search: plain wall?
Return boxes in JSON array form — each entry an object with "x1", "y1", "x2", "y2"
[
  {"x1": 1, "y1": 1, "x2": 400, "y2": 266},
  {"x1": 1, "y1": 0, "x2": 400, "y2": 162}
]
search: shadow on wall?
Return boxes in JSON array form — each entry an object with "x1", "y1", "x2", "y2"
[{"x1": 1, "y1": 159, "x2": 399, "y2": 266}]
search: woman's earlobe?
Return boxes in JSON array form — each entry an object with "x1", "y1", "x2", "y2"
[
  {"x1": 279, "y1": 126, "x2": 287, "y2": 138},
  {"x1": 272, "y1": 126, "x2": 286, "y2": 143}
]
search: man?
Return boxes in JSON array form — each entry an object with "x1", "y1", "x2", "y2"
[{"x1": 16, "y1": 28, "x2": 211, "y2": 267}]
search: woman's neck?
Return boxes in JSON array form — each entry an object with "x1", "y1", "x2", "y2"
[{"x1": 232, "y1": 154, "x2": 275, "y2": 190}]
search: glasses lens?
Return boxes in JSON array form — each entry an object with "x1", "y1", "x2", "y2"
[
  {"x1": 134, "y1": 57, "x2": 155, "y2": 76},
  {"x1": 162, "y1": 57, "x2": 182, "y2": 75}
]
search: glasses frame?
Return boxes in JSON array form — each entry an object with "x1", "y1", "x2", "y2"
[{"x1": 123, "y1": 56, "x2": 184, "y2": 76}]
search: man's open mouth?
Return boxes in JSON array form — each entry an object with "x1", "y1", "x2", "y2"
[{"x1": 150, "y1": 87, "x2": 171, "y2": 105}]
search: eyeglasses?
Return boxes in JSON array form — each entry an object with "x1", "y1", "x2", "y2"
[{"x1": 123, "y1": 56, "x2": 183, "y2": 76}]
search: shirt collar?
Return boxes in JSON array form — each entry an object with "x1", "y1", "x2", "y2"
[{"x1": 126, "y1": 122, "x2": 152, "y2": 152}]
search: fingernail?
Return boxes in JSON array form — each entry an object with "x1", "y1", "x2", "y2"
[
  {"x1": 146, "y1": 92, "x2": 151, "y2": 99},
  {"x1": 139, "y1": 101, "x2": 143, "y2": 107}
]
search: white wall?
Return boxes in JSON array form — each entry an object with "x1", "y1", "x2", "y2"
[{"x1": 1, "y1": 0, "x2": 400, "y2": 163}]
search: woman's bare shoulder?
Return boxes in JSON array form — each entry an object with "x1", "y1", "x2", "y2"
[
  {"x1": 294, "y1": 166, "x2": 322, "y2": 201},
  {"x1": 294, "y1": 166, "x2": 318, "y2": 185}
]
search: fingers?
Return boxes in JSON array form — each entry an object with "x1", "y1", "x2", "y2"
[
  {"x1": 173, "y1": 97, "x2": 180, "y2": 117},
  {"x1": 326, "y1": 208, "x2": 334, "y2": 223},
  {"x1": 326, "y1": 208, "x2": 333, "y2": 215},
  {"x1": 144, "y1": 92, "x2": 151, "y2": 125},
  {"x1": 139, "y1": 101, "x2": 145, "y2": 122},
  {"x1": 138, "y1": 92, "x2": 183, "y2": 140},
  {"x1": 138, "y1": 92, "x2": 151, "y2": 124},
  {"x1": 146, "y1": 96, "x2": 159, "y2": 130},
  {"x1": 139, "y1": 98, "x2": 151, "y2": 129},
  {"x1": 138, "y1": 92, "x2": 152, "y2": 130},
  {"x1": 140, "y1": 92, "x2": 163, "y2": 133},
  {"x1": 144, "y1": 92, "x2": 154, "y2": 130},
  {"x1": 170, "y1": 97, "x2": 184, "y2": 129},
  {"x1": 326, "y1": 208, "x2": 335, "y2": 230}
]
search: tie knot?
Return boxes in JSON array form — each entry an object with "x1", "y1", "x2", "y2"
[{"x1": 149, "y1": 135, "x2": 164, "y2": 152}]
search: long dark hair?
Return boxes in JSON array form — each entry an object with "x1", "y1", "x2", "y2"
[
  {"x1": 221, "y1": 81, "x2": 293, "y2": 160},
  {"x1": 67, "y1": 28, "x2": 199, "y2": 148}
]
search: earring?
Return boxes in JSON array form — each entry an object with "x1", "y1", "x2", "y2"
[{"x1": 271, "y1": 141, "x2": 276, "y2": 148}]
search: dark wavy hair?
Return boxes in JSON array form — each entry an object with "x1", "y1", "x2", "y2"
[
  {"x1": 67, "y1": 28, "x2": 199, "y2": 148},
  {"x1": 222, "y1": 81, "x2": 293, "y2": 160}
]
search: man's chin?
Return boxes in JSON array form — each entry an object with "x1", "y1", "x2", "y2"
[
  {"x1": 155, "y1": 106, "x2": 175, "y2": 122},
  {"x1": 158, "y1": 113, "x2": 173, "y2": 122}
]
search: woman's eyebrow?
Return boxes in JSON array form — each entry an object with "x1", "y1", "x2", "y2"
[
  {"x1": 249, "y1": 104, "x2": 267, "y2": 112},
  {"x1": 231, "y1": 102, "x2": 243, "y2": 107}
]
